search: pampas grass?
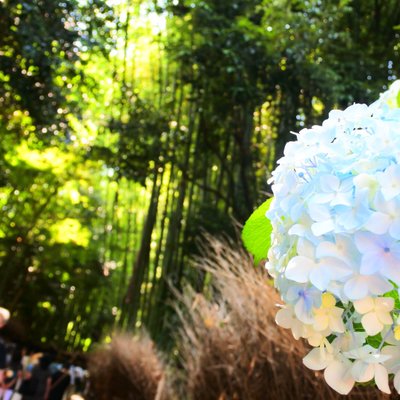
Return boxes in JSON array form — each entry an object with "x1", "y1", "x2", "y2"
[
  {"x1": 176, "y1": 236, "x2": 393, "y2": 399},
  {"x1": 88, "y1": 334, "x2": 170, "y2": 400}
]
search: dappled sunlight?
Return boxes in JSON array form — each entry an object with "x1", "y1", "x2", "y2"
[
  {"x1": 50, "y1": 218, "x2": 91, "y2": 248},
  {"x1": 10, "y1": 143, "x2": 73, "y2": 173}
]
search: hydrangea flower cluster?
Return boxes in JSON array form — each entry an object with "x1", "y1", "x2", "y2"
[{"x1": 266, "y1": 102, "x2": 400, "y2": 395}]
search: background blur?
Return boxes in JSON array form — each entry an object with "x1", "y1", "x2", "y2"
[{"x1": 1, "y1": 0, "x2": 399, "y2": 353}]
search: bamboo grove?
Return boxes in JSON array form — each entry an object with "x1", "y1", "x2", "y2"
[{"x1": 1, "y1": 0, "x2": 400, "y2": 351}]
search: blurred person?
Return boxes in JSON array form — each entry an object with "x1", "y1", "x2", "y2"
[
  {"x1": 21, "y1": 355, "x2": 52, "y2": 400},
  {"x1": 48, "y1": 364, "x2": 70, "y2": 400},
  {"x1": 18, "y1": 363, "x2": 35, "y2": 400},
  {"x1": 0, "y1": 337, "x2": 7, "y2": 391},
  {"x1": 2, "y1": 346, "x2": 23, "y2": 400},
  {"x1": 71, "y1": 365, "x2": 84, "y2": 394},
  {"x1": 4, "y1": 346, "x2": 24, "y2": 400},
  {"x1": 21, "y1": 348, "x2": 32, "y2": 372},
  {"x1": 17, "y1": 348, "x2": 35, "y2": 399},
  {"x1": 0, "y1": 308, "x2": 10, "y2": 399},
  {"x1": 29, "y1": 353, "x2": 43, "y2": 367},
  {"x1": 64, "y1": 360, "x2": 84, "y2": 399},
  {"x1": 5, "y1": 343, "x2": 15, "y2": 368}
]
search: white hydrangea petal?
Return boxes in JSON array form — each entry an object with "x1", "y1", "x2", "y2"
[
  {"x1": 315, "y1": 236, "x2": 356, "y2": 263},
  {"x1": 320, "y1": 175, "x2": 339, "y2": 192},
  {"x1": 381, "y1": 261, "x2": 400, "y2": 286},
  {"x1": 381, "y1": 345, "x2": 400, "y2": 370},
  {"x1": 337, "y1": 332, "x2": 367, "y2": 352},
  {"x1": 361, "y1": 313, "x2": 384, "y2": 336},
  {"x1": 297, "y1": 238, "x2": 315, "y2": 258},
  {"x1": 320, "y1": 258, "x2": 353, "y2": 280},
  {"x1": 290, "y1": 202, "x2": 305, "y2": 221},
  {"x1": 360, "y1": 254, "x2": 381, "y2": 275},
  {"x1": 306, "y1": 330, "x2": 326, "y2": 347},
  {"x1": 275, "y1": 308, "x2": 305, "y2": 340},
  {"x1": 374, "y1": 364, "x2": 391, "y2": 394},
  {"x1": 343, "y1": 277, "x2": 369, "y2": 300},
  {"x1": 364, "y1": 212, "x2": 391, "y2": 235},
  {"x1": 354, "y1": 297, "x2": 374, "y2": 314},
  {"x1": 344, "y1": 103, "x2": 369, "y2": 117},
  {"x1": 308, "y1": 204, "x2": 330, "y2": 222},
  {"x1": 353, "y1": 173, "x2": 377, "y2": 192},
  {"x1": 311, "y1": 220, "x2": 335, "y2": 237},
  {"x1": 339, "y1": 178, "x2": 354, "y2": 192},
  {"x1": 326, "y1": 281, "x2": 344, "y2": 300},
  {"x1": 285, "y1": 256, "x2": 314, "y2": 283},
  {"x1": 380, "y1": 165, "x2": 400, "y2": 201},
  {"x1": 377, "y1": 312, "x2": 393, "y2": 325},
  {"x1": 324, "y1": 360, "x2": 355, "y2": 395},
  {"x1": 294, "y1": 298, "x2": 314, "y2": 324},
  {"x1": 291, "y1": 324, "x2": 304, "y2": 340},
  {"x1": 309, "y1": 268, "x2": 331, "y2": 291},
  {"x1": 384, "y1": 200, "x2": 400, "y2": 219},
  {"x1": 331, "y1": 194, "x2": 351, "y2": 207},
  {"x1": 369, "y1": 276, "x2": 393, "y2": 296},
  {"x1": 288, "y1": 223, "x2": 307, "y2": 237},
  {"x1": 275, "y1": 308, "x2": 293, "y2": 329},
  {"x1": 375, "y1": 297, "x2": 394, "y2": 312},
  {"x1": 313, "y1": 314, "x2": 329, "y2": 331},
  {"x1": 303, "y1": 347, "x2": 329, "y2": 370},
  {"x1": 351, "y1": 361, "x2": 374, "y2": 382},
  {"x1": 355, "y1": 232, "x2": 375, "y2": 253},
  {"x1": 328, "y1": 109, "x2": 343, "y2": 120},
  {"x1": 315, "y1": 241, "x2": 340, "y2": 259},
  {"x1": 329, "y1": 315, "x2": 345, "y2": 333},
  {"x1": 389, "y1": 219, "x2": 400, "y2": 239},
  {"x1": 312, "y1": 193, "x2": 334, "y2": 204}
]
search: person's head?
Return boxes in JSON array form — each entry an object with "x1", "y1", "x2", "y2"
[
  {"x1": 0, "y1": 307, "x2": 10, "y2": 328},
  {"x1": 39, "y1": 354, "x2": 52, "y2": 370}
]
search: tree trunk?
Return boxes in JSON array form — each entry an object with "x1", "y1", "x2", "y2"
[{"x1": 124, "y1": 168, "x2": 163, "y2": 327}]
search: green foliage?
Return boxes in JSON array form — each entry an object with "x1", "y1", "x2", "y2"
[
  {"x1": 111, "y1": 96, "x2": 170, "y2": 185},
  {"x1": 242, "y1": 198, "x2": 273, "y2": 265},
  {"x1": 366, "y1": 333, "x2": 383, "y2": 349},
  {"x1": 0, "y1": 0, "x2": 116, "y2": 350},
  {"x1": 0, "y1": 0, "x2": 114, "y2": 135}
]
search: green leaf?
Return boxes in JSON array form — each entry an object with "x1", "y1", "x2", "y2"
[
  {"x1": 366, "y1": 333, "x2": 382, "y2": 349},
  {"x1": 242, "y1": 197, "x2": 273, "y2": 265}
]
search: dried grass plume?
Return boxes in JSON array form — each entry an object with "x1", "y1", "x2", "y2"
[
  {"x1": 88, "y1": 333, "x2": 170, "y2": 400},
  {"x1": 176, "y1": 235, "x2": 394, "y2": 399}
]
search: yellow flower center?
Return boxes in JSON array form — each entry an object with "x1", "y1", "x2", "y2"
[
  {"x1": 321, "y1": 292, "x2": 336, "y2": 308},
  {"x1": 394, "y1": 325, "x2": 400, "y2": 341}
]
